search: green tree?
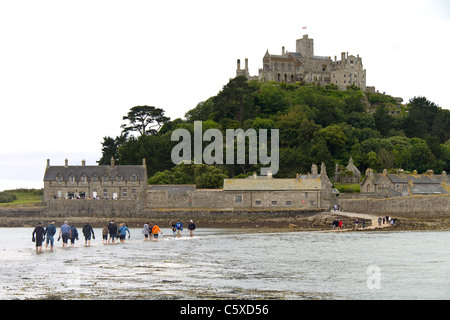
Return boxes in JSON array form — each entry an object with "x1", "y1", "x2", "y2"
[
  {"x1": 212, "y1": 76, "x2": 256, "y2": 123},
  {"x1": 121, "y1": 105, "x2": 170, "y2": 136}
]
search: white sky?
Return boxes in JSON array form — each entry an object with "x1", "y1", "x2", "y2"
[{"x1": 0, "y1": 0, "x2": 449, "y2": 191}]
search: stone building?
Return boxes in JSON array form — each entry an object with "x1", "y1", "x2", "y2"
[
  {"x1": 360, "y1": 168, "x2": 449, "y2": 197},
  {"x1": 236, "y1": 34, "x2": 367, "y2": 91},
  {"x1": 146, "y1": 162, "x2": 337, "y2": 209},
  {"x1": 334, "y1": 157, "x2": 361, "y2": 184},
  {"x1": 44, "y1": 160, "x2": 337, "y2": 210},
  {"x1": 43, "y1": 158, "x2": 148, "y2": 201}
]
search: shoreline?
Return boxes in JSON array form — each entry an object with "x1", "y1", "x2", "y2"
[{"x1": 1, "y1": 206, "x2": 449, "y2": 232}]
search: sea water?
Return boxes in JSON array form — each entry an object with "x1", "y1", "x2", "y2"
[{"x1": 0, "y1": 227, "x2": 448, "y2": 300}]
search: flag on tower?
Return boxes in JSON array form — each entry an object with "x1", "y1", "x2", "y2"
[{"x1": 302, "y1": 26, "x2": 307, "y2": 29}]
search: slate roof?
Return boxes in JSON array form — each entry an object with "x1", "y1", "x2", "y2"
[
  {"x1": 224, "y1": 178, "x2": 322, "y2": 191},
  {"x1": 44, "y1": 165, "x2": 147, "y2": 182},
  {"x1": 148, "y1": 185, "x2": 196, "y2": 194}
]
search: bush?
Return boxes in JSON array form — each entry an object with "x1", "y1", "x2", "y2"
[{"x1": 0, "y1": 192, "x2": 17, "y2": 203}]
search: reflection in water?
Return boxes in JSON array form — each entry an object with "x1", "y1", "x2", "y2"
[{"x1": 0, "y1": 228, "x2": 449, "y2": 299}]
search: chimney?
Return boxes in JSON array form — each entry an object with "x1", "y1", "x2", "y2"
[
  {"x1": 245, "y1": 58, "x2": 249, "y2": 72},
  {"x1": 142, "y1": 158, "x2": 146, "y2": 166},
  {"x1": 65, "y1": 159, "x2": 68, "y2": 168},
  {"x1": 282, "y1": 46, "x2": 285, "y2": 55},
  {"x1": 253, "y1": 171, "x2": 257, "y2": 179},
  {"x1": 46, "y1": 159, "x2": 50, "y2": 168},
  {"x1": 311, "y1": 164, "x2": 318, "y2": 175},
  {"x1": 320, "y1": 162, "x2": 327, "y2": 177},
  {"x1": 426, "y1": 169, "x2": 434, "y2": 176},
  {"x1": 111, "y1": 156, "x2": 115, "y2": 167},
  {"x1": 341, "y1": 52, "x2": 346, "y2": 62},
  {"x1": 82, "y1": 159, "x2": 86, "y2": 166},
  {"x1": 237, "y1": 59, "x2": 241, "y2": 70},
  {"x1": 383, "y1": 169, "x2": 387, "y2": 176}
]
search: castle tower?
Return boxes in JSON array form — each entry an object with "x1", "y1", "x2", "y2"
[{"x1": 296, "y1": 34, "x2": 314, "y2": 58}]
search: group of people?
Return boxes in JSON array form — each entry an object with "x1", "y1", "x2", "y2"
[
  {"x1": 377, "y1": 216, "x2": 397, "y2": 226},
  {"x1": 32, "y1": 221, "x2": 96, "y2": 252},
  {"x1": 142, "y1": 220, "x2": 196, "y2": 240},
  {"x1": 32, "y1": 219, "x2": 197, "y2": 252},
  {"x1": 101, "y1": 220, "x2": 130, "y2": 244}
]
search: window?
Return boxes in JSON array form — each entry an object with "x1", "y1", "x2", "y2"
[
  {"x1": 57, "y1": 175, "x2": 63, "y2": 183},
  {"x1": 117, "y1": 175, "x2": 122, "y2": 183},
  {"x1": 271, "y1": 201, "x2": 277, "y2": 205},
  {"x1": 235, "y1": 195, "x2": 243, "y2": 203},
  {"x1": 255, "y1": 200, "x2": 262, "y2": 205},
  {"x1": 286, "y1": 201, "x2": 292, "y2": 206},
  {"x1": 123, "y1": 189, "x2": 127, "y2": 197},
  {"x1": 81, "y1": 176, "x2": 86, "y2": 184},
  {"x1": 131, "y1": 189, "x2": 136, "y2": 195},
  {"x1": 131, "y1": 174, "x2": 137, "y2": 183},
  {"x1": 57, "y1": 190, "x2": 62, "y2": 198},
  {"x1": 103, "y1": 189, "x2": 108, "y2": 198},
  {"x1": 70, "y1": 175, "x2": 75, "y2": 183},
  {"x1": 92, "y1": 175, "x2": 98, "y2": 183},
  {"x1": 103, "y1": 175, "x2": 108, "y2": 183}
]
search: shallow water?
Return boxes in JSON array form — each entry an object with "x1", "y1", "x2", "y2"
[{"x1": 0, "y1": 227, "x2": 449, "y2": 299}]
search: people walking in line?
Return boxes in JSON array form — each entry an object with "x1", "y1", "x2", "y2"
[
  {"x1": 108, "y1": 221, "x2": 118, "y2": 244},
  {"x1": 82, "y1": 222, "x2": 95, "y2": 246},
  {"x1": 102, "y1": 225, "x2": 109, "y2": 244},
  {"x1": 58, "y1": 221, "x2": 71, "y2": 247},
  {"x1": 44, "y1": 221, "x2": 56, "y2": 251},
  {"x1": 188, "y1": 220, "x2": 196, "y2": 237},
  {"x1": 118, "y1": 223, "x2": 131, "y2": 243},
  {"x1": 32, "y1": 222, "x2": 45, "y2": 253},
  {"x1": 70, "y1": 225, "x2": 79, "y2": 247},
  {"x1": 152, "y1": 224, "x2": 162, "y2": 239},
  {"x1": 378, "y1": 217, "x2": 382, "y2": 227},
  {"x1": 175, "y1": 220, "x2": 183, "y2": 237},
  {"x1": 142, "y1": 222, "x2": 151, "y2": 240}
]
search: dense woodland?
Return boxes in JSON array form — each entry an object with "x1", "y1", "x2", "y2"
[{"x1": 98, "y1": 76, "x2": 450, "y2": 188}]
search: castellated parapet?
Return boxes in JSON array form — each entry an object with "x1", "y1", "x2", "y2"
[{"x1": 236, "y1": 34, "x2": 369, "y2": 91}]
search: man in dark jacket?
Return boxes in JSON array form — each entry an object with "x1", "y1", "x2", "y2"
[
  {"x1": 108, "y1": 221, "x2": 118, "y2": 244},
  {"x1": 32, "y1": 222, "x2": 45, "y2": 253},
  {"x1": 82, "y1": 222, "x2": 95, "y2": 246}
]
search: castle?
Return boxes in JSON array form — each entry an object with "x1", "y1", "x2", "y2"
[{"x1": 236, "y1": 34, "x2": 370, "y2": 92}]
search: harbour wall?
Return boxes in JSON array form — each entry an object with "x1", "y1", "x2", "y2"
[{"x1": 340, "y1": 194, "x2": 450, "y2": 216}]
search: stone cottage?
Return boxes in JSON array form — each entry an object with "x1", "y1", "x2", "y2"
[
  {"x1": 360, "y1": 168, "x2": 449, "y2": 197},
  {"x1": 334, "y1": 157, "x2": 361, "y2": 184}
]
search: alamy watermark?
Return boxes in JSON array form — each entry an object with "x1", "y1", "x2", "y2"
[{"x1": 171, "y1": 121, "x2": 279, "y2": 175}]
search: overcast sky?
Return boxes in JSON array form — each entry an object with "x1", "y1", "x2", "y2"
[{"x1": 0, "y1": 0, "x2": 449, "y2": 191}]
